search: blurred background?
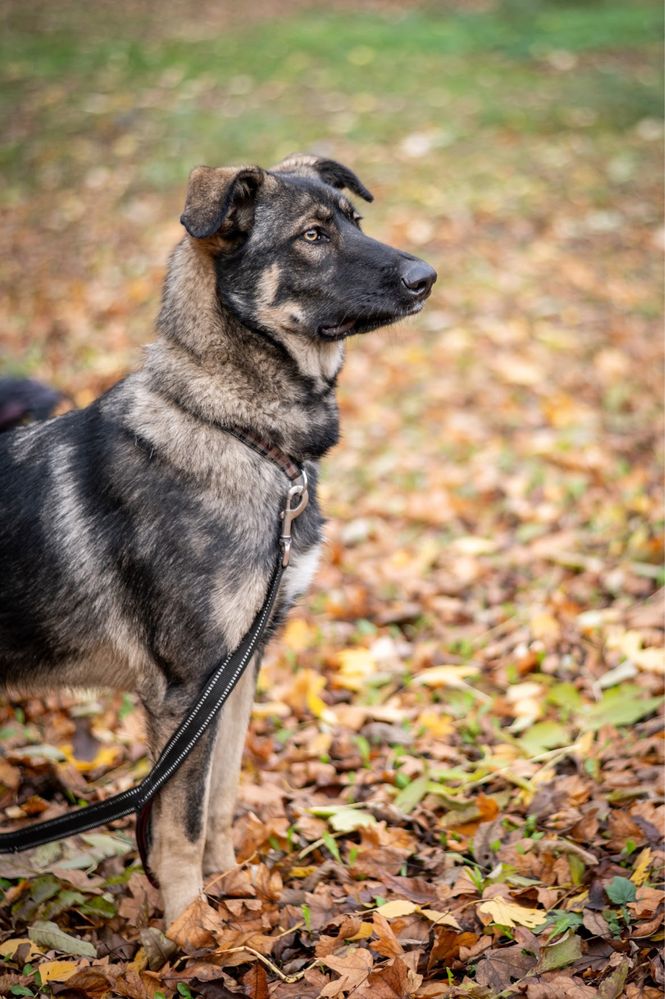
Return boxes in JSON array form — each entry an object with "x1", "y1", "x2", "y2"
[{"x1": 0, "y1": 0, "x2": 663, "y2": 989}]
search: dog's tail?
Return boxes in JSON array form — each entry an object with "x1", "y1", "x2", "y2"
[{"x1": 0, "y1": 377, "x2": 64, "y2": 431}]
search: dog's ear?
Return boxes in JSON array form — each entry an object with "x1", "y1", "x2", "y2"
[
  {"x1": 180, "y1": 165, "x2": 265, "y2": 239},
  {"x1": 271, "y1": 154, "x2": 373, "y2": 203}
]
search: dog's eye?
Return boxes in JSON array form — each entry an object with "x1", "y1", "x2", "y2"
[
  {"x1": 302, "y1": 227, "x2": 327, "y2": 243},
  {"x1": 353, "y1": 212, "x2": 363, "y2": 227}
]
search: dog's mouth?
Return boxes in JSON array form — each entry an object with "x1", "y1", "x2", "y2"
[{"x1": 317, "y1": 302, "x2": 425, "y2": 341}]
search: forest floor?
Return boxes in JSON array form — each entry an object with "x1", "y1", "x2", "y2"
[{"x1": 0, "y1": 1, "x2": 663, "y2": 996}]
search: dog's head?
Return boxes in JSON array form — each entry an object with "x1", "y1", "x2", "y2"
[{"x1": 180, "y1": 154, "x2": 436, "y2": 341}]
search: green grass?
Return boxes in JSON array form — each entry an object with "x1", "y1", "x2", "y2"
[{"x1": 0, "y1": 0, "x2": 662, "y2": 194}]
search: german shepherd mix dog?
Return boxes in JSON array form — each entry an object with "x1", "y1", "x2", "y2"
[{"x1": 0, "y1": 155, "x2": 436, "y2": 924}]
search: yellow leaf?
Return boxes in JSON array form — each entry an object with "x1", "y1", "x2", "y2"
[
  {"x1": 0, "y1": 938, "x2": 42, "y2": 960},
  {"x1": 283, "y1": 668, "x2": 335, "y2": 722},
  {"x1": 478, "y1": 897, "x2": 546, "y2": 929},
  {"x1": 417, "y1": 708, "x2": 455, "y2": 738},
  {"x1": 59, "y1": 744, "x2": 120, "y2": 773},
  {"x1": 412, "y1": 665, "x2": 478, "y2": 689},
  {"x1": 128, "y1": 947, "x2": 148, "y2": 973},
  {"x1": 37, "y1": 960, "x2": 79, "y2": 983},
  {"x1": 632, "y1": 647, "x2": 665, "y2": 674},
  {"x1": 283, "y1": 618, "x2": 315, "y2": 653},
  {"x1": 420, "y1": 909, "x2": 461, "y2": 929},
  {"x1": 289, "y1": 865, "x2": 318, "y2": 879},
  {"x1": 529, "y1": 611, "x2": 560, "y2": 642},
  {"x1": 606, "y1": 630, "x2": 665, "y2": 674},
  {"x1": 347, "y1": 922, "x2": 374, "y2": 941},
  {"x1": 334, "y1": 648, "x2": 378, "y2": 691},
  {"x1": 631, "y1": 847, "x2": 652, "y2": 886},
  {"x1": 375, "y1": 900, "x2": 419, "y2": 919}
]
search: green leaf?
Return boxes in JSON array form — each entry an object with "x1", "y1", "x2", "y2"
[
  {"x1": 581, "y1": 685, "x2": 663, "y2": 730},
  {"x1": 536, "y1": 909, "x2": 583, "y2": 938},
  {"x1": 598, "y1": 957, "x2": 630, "y2": 999},
  {"x1": 605, "y1": 876, "x2": 637, "y2": 905},
  {"x1": 80, "y1": 894, "x2": 117, "y2": 919},
  {"x1": 28, "y1": 920, "x2": 96, "y2": 958},
  {"x1": 301, "y1": 903, "x2": 312, "y2": 932},
  {"x1": 519, "y1": 720, "x2": 570, "y2": 756},
  {"x1": 329, "y1": 808, "x2": 376, "y2": 833},
  {"x1": 309, "y1": 804, "x2": 377, "y2": 833},
  {"x1": 568, "y1": 853, "x2": 585, "y2": 886},
  {"x1": 80, "y1": 833, "x2": 132, "y2": 858},
  {"x1": 394, "y1": 775, "x2": 429, "y2": 814},
  {"x1": 27, "y1": 874, "x2": 60, "y2": 904},
  {"x1": 322, "y1": 832, "x2": 341, "y2": 863},
  {"x1": 536, "y1": 931, "x2": 582, "y2": 972},
  {"x1": 548, "y1": 682, "x2": 583, "y2": 711}
]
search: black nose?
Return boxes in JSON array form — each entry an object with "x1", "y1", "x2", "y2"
[{"x1": 400, "y1": 258, "x2": 437, "y2": 298}]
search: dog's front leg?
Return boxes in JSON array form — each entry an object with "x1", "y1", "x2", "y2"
[
  {"x1": 143, "y1": 689, "x2": 218, "y2": 927},
  {"x1": 203, "y1": 658, "x2": 257, "y2": 876}
]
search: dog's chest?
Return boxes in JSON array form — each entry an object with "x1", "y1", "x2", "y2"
[{"x1": 281, "y1": 543, "x2": 321, "y2": 607}]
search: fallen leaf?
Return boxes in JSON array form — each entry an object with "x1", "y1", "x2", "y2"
[
  {"x1": 29, "y1": 921, "x2": 96, "y2": 958},
  {"x1": 475, "y1": 943, "x2": 536, "y2": 990},
  {"x1": 166, "y1": 895, "x2": 221, "y2": 949},
  {"x1": 631, "y1": 847, "x2": 652, "y2": 886},
  {"x1": 0, "y1": 938, "x2": 43, "y2": 961},
  {"x1": 536, "y1": 931, "x2": 583, "y2": 972},
  {"x1": 375, "y1": 899, "x2": 419, "y2": 919},
  {"x1": 420, "y1": 909, "x2": 462, "y2": 929},
  {"x1": 598, "y1": 957, "x2": 630, "y2": 999},
  {"x1": 320, "y1": 948, "x2": 374, "y2": 997},
  {"x1": 372, "y1": 911, "x2": 404, "y2": 958},
  {"x1": 478, "y1": 897, "x2": 546, "y2": 929},
  {"x1": 36, "y1": 959, "x2": 80, "y2": 983},
  {"x1": 411, "y1": 664, "x2": 479, "y2": 688}
]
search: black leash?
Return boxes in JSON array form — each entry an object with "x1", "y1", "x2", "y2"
[{"x1": 0, "y1": 431, "x2": 309, "y2": 886}]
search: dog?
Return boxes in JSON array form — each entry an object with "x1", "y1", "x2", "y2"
[{"x1": 0, "y1": 154, "x2": 436, "y2": 924}]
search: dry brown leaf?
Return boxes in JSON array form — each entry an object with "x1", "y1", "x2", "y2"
[
  {"x1": 372, "y1": 911, "x2": 405, "y2": 958},
  {"x1": 320, "y1": 948, "x2": 374, "y2": 997},
  {"x1": 355, "y1": 956, "x2": 424, "y2": 998},
  {"x1": 165, "y1": 895, "x2": 222, "y2": 950},
  {"x1": 243, "y1": 962, "x2": 270, "y2": 999}
]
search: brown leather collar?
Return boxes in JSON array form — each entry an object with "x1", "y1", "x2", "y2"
[
  {"x1": 222, "y1": 425, "x2": 302, "y2": 482},
  {"x1": 155, "y1": 389, "x2": 303, "y2": 482}
]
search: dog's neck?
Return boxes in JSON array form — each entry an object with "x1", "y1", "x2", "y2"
[{"x1": 143, "y1": 237, "x2": 342, "y2": 461}]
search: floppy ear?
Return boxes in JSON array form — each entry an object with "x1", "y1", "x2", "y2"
[
  {"x1": 180, "y1": 165, "x2": 265, "y2": 239},
  {"x1": 271, "y1": 153, "x2": 374, "y2": 202}
]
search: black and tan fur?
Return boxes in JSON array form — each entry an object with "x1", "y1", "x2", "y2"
[{"x1": 0, "y1": 154, "x2": 436, "y2": 924}]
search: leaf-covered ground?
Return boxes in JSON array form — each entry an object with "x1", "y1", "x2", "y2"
[{"x1": 0, "y1": 1, "x2": 663, "y2": 996}]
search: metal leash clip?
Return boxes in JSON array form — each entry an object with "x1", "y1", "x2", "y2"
[{"x1": 280, "y1": 469, "x2": 309, "y2": 567}]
